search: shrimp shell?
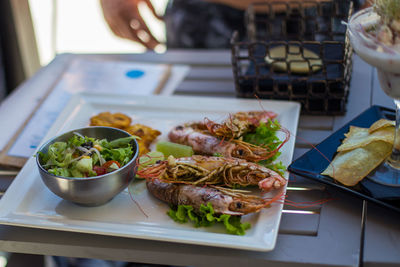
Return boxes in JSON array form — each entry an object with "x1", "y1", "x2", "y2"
[
  {"x1": 205, "y1": 111, "x2": 277, "y2": 139},
  {"x1": 146, "y1": 178, "x2": 278, "y2": 215},
  {"x1": 138, "y1": 155, "x2": 287, "y2": 192},
  {"x1": 168, "y1": 125, "x2": 277, "y2": 162},
  {"x1": 168, "y1": 126, "x2": 237, "y2": 157}
]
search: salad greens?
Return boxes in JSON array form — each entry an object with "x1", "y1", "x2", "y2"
[
  {"x1": 39, "y1": 134, "x2": 136, "y2": 178},
  {"x1": 167, "y1": 203, "x2": 251, "y2": 235},
  {"x1": 243, "y1": 119, "x2": 286, "y2": 175}
]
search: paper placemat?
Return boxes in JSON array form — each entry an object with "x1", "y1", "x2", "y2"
[{"x1": 0, "y1": 57, "x2": 189, "y2": 167}]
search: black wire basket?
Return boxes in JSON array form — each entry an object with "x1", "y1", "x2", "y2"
[{"x1": 231, "y1": 0, "x2": 354, "y2": 115}]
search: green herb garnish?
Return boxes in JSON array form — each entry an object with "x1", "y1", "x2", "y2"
[
  {"x1": 167, "y1": 203, "x2": 251, "y2": 235},
  {"x1": 243, "y1": 120, "x2": 286, "y2": 175}
]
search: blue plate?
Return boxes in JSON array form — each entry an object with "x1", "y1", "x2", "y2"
[{"x1": 288, "y1": 105, "x2": 400, "y2": 213}]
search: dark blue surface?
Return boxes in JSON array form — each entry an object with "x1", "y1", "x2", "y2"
[{"x1": 288, "y1": 105, "x2": 400, "y2": 213}]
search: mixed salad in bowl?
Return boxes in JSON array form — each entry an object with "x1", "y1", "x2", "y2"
[{"x1": 38, "y1": 132, "x2": 137, "y2": 178}]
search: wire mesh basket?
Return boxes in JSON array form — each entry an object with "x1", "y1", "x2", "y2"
[{"x1": 231, "y1": 0, "x2": 354, "y2": 115}]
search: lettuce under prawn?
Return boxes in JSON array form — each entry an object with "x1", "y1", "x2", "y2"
[
  {"x1": 168, "y1": 203, "x2": 251, "y2": 235},
  {"x1": 243, "y1": 120, "x2": 286, "y2": 175}
]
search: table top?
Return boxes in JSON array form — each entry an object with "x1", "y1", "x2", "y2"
[{"x1": 0, "y1": 51, "x2": 399, "y2": 267}]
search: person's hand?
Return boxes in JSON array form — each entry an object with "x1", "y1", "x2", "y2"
[{"x1": 100, "y1": 0, "x2": 162, "y2": 50}]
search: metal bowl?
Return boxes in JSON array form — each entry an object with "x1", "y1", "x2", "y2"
[{"x1": 36, "y1": 126, "x2": 139, "y2": 206}]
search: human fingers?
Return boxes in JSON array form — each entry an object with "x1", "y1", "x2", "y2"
[
  {"x1": 115, "y1": 2, "x2": 160, "y2": 49},
  {"x1": 100, "y1": 0, "x2": 160, "y2": 49},
  {"x1": 128, "y1": 15, "x2": 160, "y2": 49},
  {"x1": 142, "y1": 0, "x2": 164, "y2": 20},
  {"x1": 109, "y1": 19, "x2": 157, "y2": 50}
]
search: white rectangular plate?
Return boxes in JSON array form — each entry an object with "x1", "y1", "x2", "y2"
[{"x1": 0, "y1": 93, "x2": 300, "y2": 251}]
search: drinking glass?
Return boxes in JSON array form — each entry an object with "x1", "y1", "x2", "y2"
[{"x1": 348, "y1": 7, "x2": 400, "y2": 186}]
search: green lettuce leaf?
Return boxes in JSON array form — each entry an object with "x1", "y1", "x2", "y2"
[
  {"x1": 47, "y1": 167, "x2": 70, "y2": 177},
  {"x1": 67, "y1": 135, "x2": 95, "y2": 148},
  {"x1": 40, "y1": 142, "x2": 74, "y2": 169},
  {"x1": 48, "y1": 142, "x2": 68, "y2": 163},
  {"x1": 99, "y1": 136, "x2": 136, "y2": 166},
  {"x1": 101, "y1": 147, "x2": 133, "y2": 166},
  {"x1": 167, "y1": 203, "x2": 251, "y2": 235},
  {"x1": 243, "y1": 120, "x2": 286, "y2": 175},
  {"x1": 39, "y1": 134, "x2": 136, "y2": 178},
  {"x1": 104, "y1": 136, "x2": 137, "y2": 149}
]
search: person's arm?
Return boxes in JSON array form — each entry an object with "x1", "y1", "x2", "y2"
[{"x1": 100, "y1": 0, "x2": 162, "y2": 50}]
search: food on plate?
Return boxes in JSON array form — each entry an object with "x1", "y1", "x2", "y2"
[
  {"x1": 137, "y1": 155, "x2": 286, "y2": 192},
  {"x1": 322, "y1": 141, "x2": 392, "y2": 186},
  {"x1": 135, "y1": 110, "x2": 288, "y2": 234},
  {"x1": 147, "y1": 178, "x2": 282, "y2": 235},
  {"x1": 168, "y1": 111, "x2": 287, "y2": 174},
  {"x1": 90, "y1": 112, "x2": 161, "y2": 156},
  {"x1": 155, "y1": 141, "x2": 194, "y2": 158},
  {"x1": 123, "y1": 124, "x2": 161, "y2": 155},
  {"x1": 322, "y1": 119, "x2": 394, "y2": 186},
  {"x1": 90, "y1": 112, "x2": 132, "y2": 128},
  {"x1": 138, "y1": 151, "x2": 165, "y2": 171},
  {"x1": 146, "y1": 178, "x2": 279, "y2": 216},
  {"x1": 38, "y1": 133, "x2": 136, "y2": 178},
  {"x1": 265, "y1": 45, "x2": 322, "y2": 74},
  {"x1": 167, "y1": 201, "x2": 251, "y2": 235},
  {"x1": 336, "y1": 123, "x2": 394, "y2": 152},
  {"x1": 203, "y1": 110, "x2": 277, "y2": 139},
  {"x1": 368, "y1": 118, "x2": 395, "y2": 132}
]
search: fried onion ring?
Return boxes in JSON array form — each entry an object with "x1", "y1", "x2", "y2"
[
  {"x1": 124, "y1": 124, "x2": 161, "y2": 155},
  {"x1": 90, "y1": 112, "x2": 132, "y2": 129}
]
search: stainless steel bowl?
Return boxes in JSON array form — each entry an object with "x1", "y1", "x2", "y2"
[{"x1": 36, "y1": 126, "x2": 139, "y2": 206}]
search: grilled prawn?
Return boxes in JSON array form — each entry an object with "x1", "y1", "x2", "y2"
[
  {"x1": 146, "y1": 178, "x2": 284, "y2": 215},
  {"x1": 168, "y1": 111, "x2": 287, "y2": 162},
  {"x1": 137, "y1": 155, "x2": 287, "y2": 192},
  {"x1": 168, "y1": 125, "x2": 281, "y2": 162},
  {"x1": 204, "y1": 110, "x2": 277, "y2": 139}
]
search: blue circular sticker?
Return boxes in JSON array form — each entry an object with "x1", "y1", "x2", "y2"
[{"x1": 126, "y1": 69, "x2": 145, "y2": 79}]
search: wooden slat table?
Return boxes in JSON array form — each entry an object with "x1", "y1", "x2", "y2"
[{"x1": 0, "y1": 50, "x2": 398, "y2": 267}]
